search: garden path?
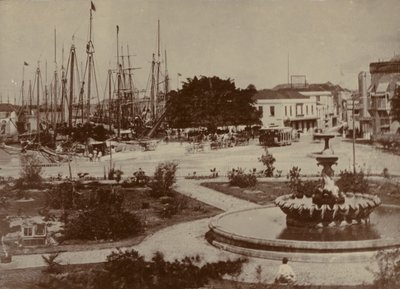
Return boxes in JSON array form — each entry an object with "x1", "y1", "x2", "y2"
[{"x1": 175, "y1": 177, "x2": 259, "y2": 211}]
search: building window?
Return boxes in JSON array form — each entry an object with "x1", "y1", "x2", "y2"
[
  {"x1": 270, "y1": 106, "x2": 275, "y2": 116},
  {"x1": 290, "y1": 106, "x2": 292, "y2": 116},
  {"x1": 24, "y1": 227, "x2": 33, "y2": 236},
  {"x1": 285, "y1": 106, "x2": 287, "y2": 116},
  {"x1": 36, "y1": 224, "x2": 45, "y2": 235},
  {"x1": 311, "y1": 105, "x2": 314, "y2": 114},
  {"x1": 258, "y1": 106, "x2": 263, "y2": 117},
  {"x1": 296, "y1": 104, "x2": 303, "y2": 116},
  {"x1": 306, "y1": 105, "x2": 308, "y2": 115}
]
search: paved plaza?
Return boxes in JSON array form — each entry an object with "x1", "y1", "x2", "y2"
[{"x1": 2, "y1": 135, "x2": 400, "y2": 179}]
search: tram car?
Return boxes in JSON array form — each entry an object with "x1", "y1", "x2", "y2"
[{"x1": 259, "y1": 126, "x2": 293, "y2": 146}]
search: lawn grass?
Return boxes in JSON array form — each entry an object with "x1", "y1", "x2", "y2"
[
  {"x1": 1, "y1": 183, "x2": 222, "y2": 256},
  {"x1": 201, "y1": 181, "x2": 289, "y2": 205},
  {"x1": 202, "y1": 179, "x2": 400, "y2": 206}
]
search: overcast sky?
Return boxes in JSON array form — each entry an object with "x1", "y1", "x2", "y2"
[{"x1": 1, "y1": 0, "x2": 400, "y2": 103}]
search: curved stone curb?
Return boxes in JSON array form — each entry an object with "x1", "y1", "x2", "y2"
[{"x1": 208, "y1": 205, "x2": 400, "y2": 262}]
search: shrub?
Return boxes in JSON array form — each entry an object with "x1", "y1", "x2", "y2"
[
  {"x1": 123, "y1": 169, "x2": 150, "y2": 187},
  {"x1": 36, "y1": 250, "x2": 246, "y2": 289},
  {"x1": 149, "y1": 162, "x2": 178, "y2": 198},
  {"x1": 258, "y1": 153, "x2": 276, "y2": 177},
  {"x1": 158, "y1": 195, "x2": 188, "y2": 218},
  {"x1": 287, "y1": 166, "x2": 302, "y2": 195},
  {"x1": 301, "y1": 180, "x2": 320, "y2": 198},
  {"x1": 372, "y1": 249, "x2": 400, "y2": 289},
  {"x1": 63, "y1": 188, "x2": 142, "y2": 241},
  {"x1": 228, "y1": 168, "x2": 257, "y2": 188},
  {"x1": 383, "y1": 168, "x2": 390, "y2": 179},
  {"x1": 45, "y1": 182, "x2": 76, "y2": 210},
  {"x1": 336, "y1": 169, "x2": 369, "y2": 193},
  {"x1": 286, "y1": 167, "x2": 320, "y2": 198},
  {"x1": 16, "y1": 153, "x2": 43, "y2": 189},
  {"x1": 101, "y1": 249, "x2": 246, "y2": 289}
]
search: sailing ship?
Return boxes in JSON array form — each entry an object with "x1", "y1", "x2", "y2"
[{"x1": 1, "y1": 3, "x2": 172, "y2": 159}]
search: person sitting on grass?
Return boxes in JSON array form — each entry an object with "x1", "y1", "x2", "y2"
[{"x1": 275, "y1": 257, "x2": 296, "y2": 284}]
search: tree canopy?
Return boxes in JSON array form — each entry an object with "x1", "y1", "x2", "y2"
[{"x1": 166, "y1": 76, "x2": 261, "y2": 130}]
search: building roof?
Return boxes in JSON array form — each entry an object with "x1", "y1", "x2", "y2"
[
  {"x1": 253, "y1": 89, "x2": 308, "y2": 100},
  {"x1": 0, "y1": 103, "x2": 16, "y2": 112},
  {"x1": 272, "y1": 82, "x2": 348, "y2": 92}
]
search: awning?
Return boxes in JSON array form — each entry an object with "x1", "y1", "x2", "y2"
[{"x1": 376, "y1": 82, "x2": 390, "y2": 93}]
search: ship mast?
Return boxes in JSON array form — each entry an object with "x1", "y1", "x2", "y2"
[
  {"x1": 36, "y1": 63, "x2": 41, "y2": 144},
  {"x1": 108, "y1": 69, "x2": 112, "y2": 132},
  {"x1": 155, "y1": 19, "x2": 161, "y2": 120},
  {"x1": 86, "y1": 4, "x2": 95, "y2": 122},
  {"x1": 116, "y1": 25, "x2": 121, "y2": 138},
  {"x1": 150, "y1": 53, "x2": 155, "y2": 119},
  {"x1": 68, "y1": 44, "x2": 75, "y2": 128},
  {"x1": 21, "y1": 63, "x2": 25, "y2": 109},
  {"x1": 53, "y1": 28, "x2": 58, "y2": 127},
  {"x1": 164, "y1": 49, "x2": 169, "y2": 96},
  {"x1": 60, "y1": 45, "x2": 66, "y2": 124}
]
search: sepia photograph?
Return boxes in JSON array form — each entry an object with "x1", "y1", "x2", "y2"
[{"x1": 0, "y1": 0, "x2": 400, "y2": 288}]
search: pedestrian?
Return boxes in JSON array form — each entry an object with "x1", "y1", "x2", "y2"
[{"x1": 275, "y1": 257, "x2": 296, "y2": 284}]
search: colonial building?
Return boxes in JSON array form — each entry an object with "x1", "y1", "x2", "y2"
[
  {"x1": 254, "y1": 81, "x2": 346, "y2": 132},
  {"x1": 253, "y1": 89, "x2": 318, "y2": 131}
]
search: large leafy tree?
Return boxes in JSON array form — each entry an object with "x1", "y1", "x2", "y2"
[{"x1": 166, "y1": 76, "x2": 261, "y2": 130}]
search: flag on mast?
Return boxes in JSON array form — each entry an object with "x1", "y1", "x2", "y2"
[
  {"x1": 24, "y1": 61, "x2": 29, "y2": 66},
  {"x1": 91, "y1": 1, "x2": 96, "y2": 12}
]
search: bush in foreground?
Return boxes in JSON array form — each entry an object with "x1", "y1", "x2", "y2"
[
  {"x1": 228, "y1": 168, "x2": 257, "y2": 188},
  {"x1": 258, "y1": 153, "x2": 276, "y2": 177},
  {"x1": 336, "y1": 169, "x2": 369, "y2": 194},
  {"x1": 149, "y1": 162, "x2": 178, "y2": 198},
  {"x1": 62, "y1": 188, "x2": 142, "y2": 241},
  {"x1": 15, "y1": 153, "x2": 43, "y2": 189},
  {"x1": 372, "y1": 249, "x2": 400, "y2": 289},
  {"x1": 35, "y1": 249, "x2": 246, "y2": 289}
]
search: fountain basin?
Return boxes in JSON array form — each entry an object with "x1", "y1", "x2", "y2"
[
  {"x1": 207, "y1": 205, "x2": 400, "y2": 262},
  {"x1": 275, "y1": 193, "x2": 381, "y2": 227}
]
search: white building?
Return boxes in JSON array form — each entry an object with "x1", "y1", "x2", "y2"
[
  {"x1": 254, "y1": 90, "x2": 318, "y2": 132},
  {"x1": 299, "y1": 91, "x2": 337, "y2": 129}
]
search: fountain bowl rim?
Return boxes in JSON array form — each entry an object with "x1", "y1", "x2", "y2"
[{"x1": 209, "y1": 204, "x2": 400, "y2": 252}]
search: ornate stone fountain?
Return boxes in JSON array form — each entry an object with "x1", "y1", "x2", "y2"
[
  {"x1": 207, "y1": 134, "x2": 399, "y2": 262},
  {"x1": 274, "y1": 133, "x2": 381, "y2": 227}
]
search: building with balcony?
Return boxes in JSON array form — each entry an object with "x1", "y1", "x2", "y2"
[
  {"x1": 253, "y1": 89, "x2": 318, "y2": 132},
  {"x1": 368, "y1": 55, "x2": 400, "y2": 135},
  {"x1": 268, "y1": 81, "x2": 346, "y2": 130}
]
